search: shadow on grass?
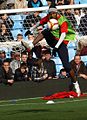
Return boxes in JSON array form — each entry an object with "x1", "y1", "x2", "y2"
[{"x1": 7, "y1": 108, "x2": 52, "y2": 115}]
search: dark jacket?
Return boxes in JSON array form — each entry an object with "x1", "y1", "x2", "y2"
[
  {"x1": 0, "y1": 67, "x2": 14, "y2": 84},
  {"x1": 14, "y1": 68, "x2": 29, "y2": 81},
  {"x1": 43, "y1": 59, "x2": 56, "y2": 77}
]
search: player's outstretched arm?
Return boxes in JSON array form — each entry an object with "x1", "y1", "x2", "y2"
[{"x1": 55, "y1": 32, "x2": 66, "y2": 48}]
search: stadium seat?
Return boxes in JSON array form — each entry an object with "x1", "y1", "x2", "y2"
[
  {"x1": 52, "y1": 57, "x2": 62, "y2": 65},
  {"x1": 10, "y1": 14, "x2": 22, "y2": 21},
  {"x1": 68, "y1": 48, "x2": 76, "y2": 61},
  {"x1": 56, "y1": 64, "x2": 63, "y2": 75},
  {"x1": 13, "y1": 21, "x2": 23, "y2": 29},
  {"x1": 67, "y1": 41, "x2": 76, "y2": 48}
]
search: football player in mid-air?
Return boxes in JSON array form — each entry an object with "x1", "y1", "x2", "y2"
[{"x1": 22, "y1": 7, "x2": 81, "y2": 96}]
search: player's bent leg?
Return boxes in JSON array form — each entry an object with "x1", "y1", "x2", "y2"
[
  {"x1": 33, "y1": 33, "x2": 44, "y2": 45},
  {"x1": 21, "y1": 33, "x2": 44, "y2": 49}
]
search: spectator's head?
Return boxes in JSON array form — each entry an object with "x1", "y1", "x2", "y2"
[
  {"x1": 25, "y1": 30, "x2": 34, "y2": 41},
  {"x1": 21, "y1": 53, "x2": 28, "y2": 63},
  {"x1": 1, "y1": 23, "x2": 7, "y2": 31},
  {"x1": 59, "y1": 68, "x2": 67, "y2": 79},
  {"x1": 1, "y1": 14, "x2": 8, "y2": 20},
  {"x1": 74, "y1": 54, "x2": 81, "y2": 65},
  {"x1": 74, "y1": 8, "x2": 81, "y2": 15},
  {"x1": 2, "y1": 59, "x2": 10, "y2": 72},
  {"x1": 14, "y1": 52, "x2": 20, "y2": 61},
  {"x1": 20, "y1": 63, "x2": 27, "y2": 73},
  {"x1": 28, "y1": 33, "x2": 34, "y2": 41},
  {"x1": 10, "y1": 51, "x2": 15, "y2": 60},
  {"x1": 65, "y1": 9, "x2": 72, "y2": 14},
  {"x1": 17, "y1": 33, "x2": 23, "y2": 41},
  {"x1": 44, "y1": 49, "x2": 51, "y2": 61},
  {"x1": 60, "y1": 68, "x2": 67, "y2": 76},
  {"x1": 0, "y1": 50, "x2": 6, "y2": 59}
]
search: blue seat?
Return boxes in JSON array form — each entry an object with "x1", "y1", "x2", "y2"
[
  {"x1": 81, "y1": 56, "x2": 87, "y2": 62},
  {"x1": 68, "y1": 41, "x2": 76, "y2": 48},
  {"x1": 56, "y1": 64, "x2": 63, "y2": 75},
  {"x1": 52, "y1": 57, "x2": 62, "y2": 65},
  {"x1": 13, "y1": 21, "x2": 23, "y2": 29},
  {"x1": 10, "y1": 14, "x2": 22, "y2": 21},
  {"x1": 68, "y1": 48, "x2": 76, "y2": 61}
]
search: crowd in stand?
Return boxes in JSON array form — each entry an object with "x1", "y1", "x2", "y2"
[{"x1": 0, "y1": 0, "x2": 87, "y2": 93}]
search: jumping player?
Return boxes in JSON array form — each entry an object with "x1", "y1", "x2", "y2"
[{"x1": 22, "y1": 7, "x2": 81, "y2": 96}]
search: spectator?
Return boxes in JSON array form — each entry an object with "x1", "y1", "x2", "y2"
[
  {"x1": 69, "y1": 54, "x2": 87, "y2": 93},
  {"x1": 0, "y1": 13, "x2": 14, "y2": 30},
  {"x1": 46, "y1": 0, "x2": 56, "y2": 7},
  {"x1": 0, "y1": 50, "x2": 6, "y2": 61},
  {"x1": 9, "y1": 51, "x2": 15, "y2": 62},
  {"x1": 0, "y1": 23, "x2": 14, "y2": 42},
  {"x1": 0, "y1": 0, "x2": 7, "y2": 10},
  {"x1": 78, "y1": 11, "x2": 87, "y2": 35},
  {"x1": 59, "y1": 68, "x2": 68, "y2": 79},
  {"x1": 56, "y1": 0, "x2": 74, "y2": 5},
  {"x1": 16, "y1": 33, "x2": 24, "y2": 42},
  {"x1": 21, "y1": 52, "x2": 28, "y2": 64},
  {"x1": 23, "y1": 11, "x2": 41, "y2": 30},
  {"x1": 0, "y1": 59, "x2": 14, "y2": 85},
  {"x1": 28, "y1": 0, "x2": 43, "y2": 8},
  {"x1": 43, "y1": 50, "x2": 56, "y2": 79},
  {"x1": 27, "y1": 51, "x2": 37, "y2": 78},
  {"x1": 0, "y1": 50, "x2": 6, "y2": 67},
  {"x1": 6, "y1": 0, "x2": 15, "y2": 9},
  {"x1": 14, "y1": 63, "x2": 29, "y2": 81},
  {"x1": 70, "y1": 54, "x2": 87, "y2": 79},
  {"x1": 74, "y1": 8, "x2": 83, "y2": 26},
  {"x1": 10, "y1": 52, "x2": 20, "y2": 74},
  {"x1": 30, "y1": 56, "x2": 48, "y2": 81},
  {"x1": 14, "y1": 0, "x2": 28, "y2": 9},
  {"x1": 77, "y1": 35, "x2": 87, "y2": 55},
  {"x1": 64, "y1": 9, "x2": 77, "y2": 31}
]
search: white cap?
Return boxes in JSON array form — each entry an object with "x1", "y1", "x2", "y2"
[{"x1": 49, "y1": 8, "x2": 58, "y2": 13}]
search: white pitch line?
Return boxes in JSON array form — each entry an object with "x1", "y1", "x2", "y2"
[
  {"x1": 0, "y1": 98, "x2": 87, "y2": 107},
  {"x1": 0, "y1": 97, "x2": 42, "y2": 103}
]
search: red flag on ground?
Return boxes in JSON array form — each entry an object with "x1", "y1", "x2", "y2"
[{"x1": 42, "y1": 91, "x2": 87, "y2": 100}]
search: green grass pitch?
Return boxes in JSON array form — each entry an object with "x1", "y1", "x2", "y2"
[{"x1": 0, "y1": 96, "x2": 87, "y2": 120}]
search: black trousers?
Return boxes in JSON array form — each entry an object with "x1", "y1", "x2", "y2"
[{"x1": 42, "y1": 29, "x2": 71, "y2": 73}]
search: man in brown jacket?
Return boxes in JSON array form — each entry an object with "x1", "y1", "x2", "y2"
[{"x1": 69, "y1": 54, "x2": 87, "y2": 92}]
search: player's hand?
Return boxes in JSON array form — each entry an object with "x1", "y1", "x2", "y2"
[
  {"x1": 79, "y1": 74, "x2": 87, "y2": 79},
  {"x1": 30, "y1": 21, "x2": 40, "y2": 32}
]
